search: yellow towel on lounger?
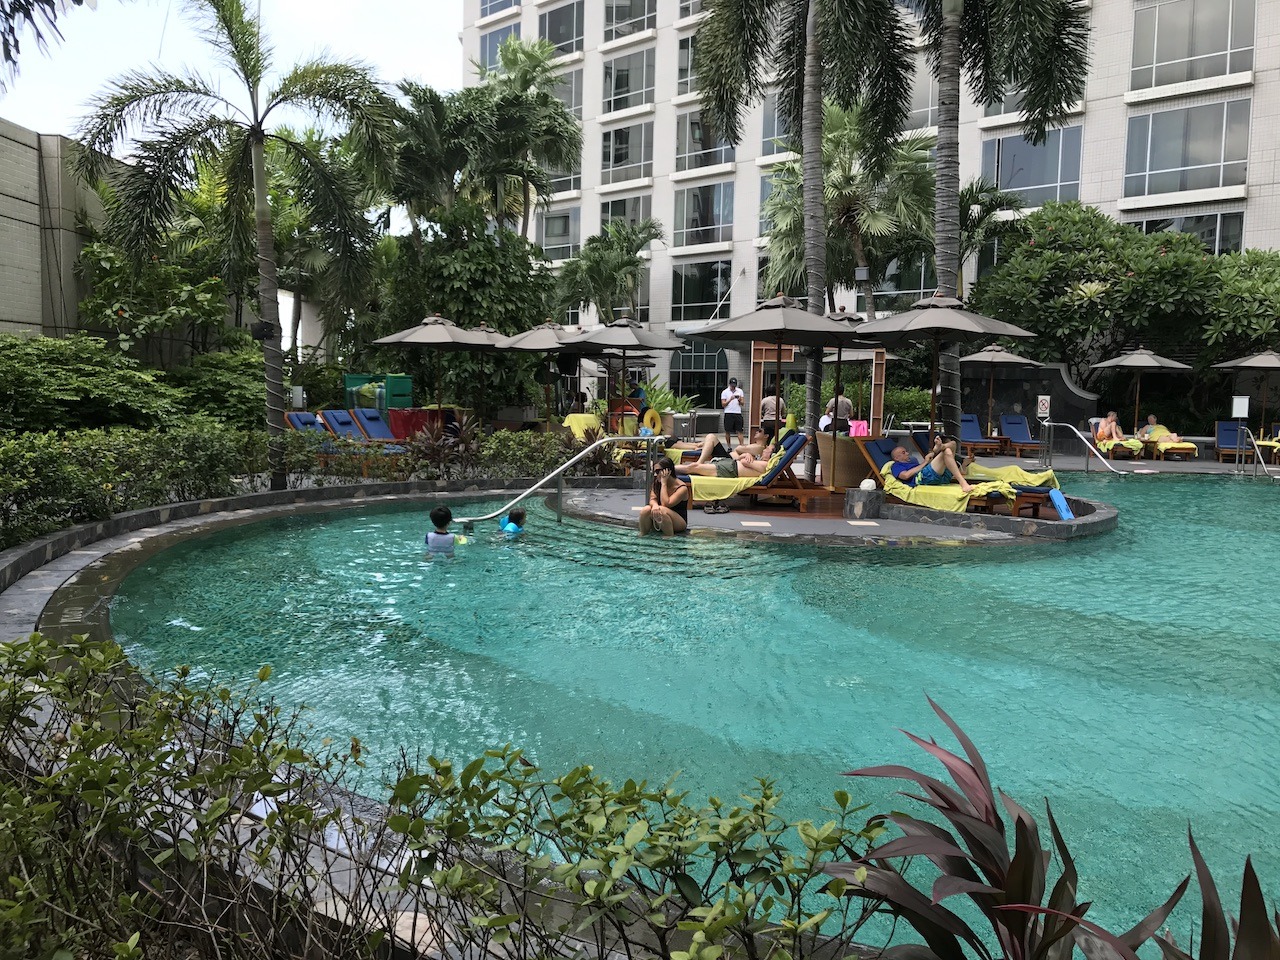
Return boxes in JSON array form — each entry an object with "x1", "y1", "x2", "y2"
[
  {"x1": 965, "y1": 462, "x2": 1061, "y2": 489},
  {"x1": 688, "y1": 446, "x2": 787, "y2": 502},
  {"x1": 1097, "y1": 438, "x2": 1143, "y2": 455},
  {"x1": 1146, "y1": 427, "x2": 1198, "y2": 457},
  {"x1": 880, "y1": 463, "x2": 1015, "y2": 513}
]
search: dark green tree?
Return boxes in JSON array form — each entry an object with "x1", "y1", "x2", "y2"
[
  {"x1": 558, "y1": 218, "x2": 665, "y2": 324},
  {"x1": 74, "y1": 0, "x2": 395, "y2": 490}
]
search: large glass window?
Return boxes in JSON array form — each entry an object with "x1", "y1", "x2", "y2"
[
  {"x1": 670, "y1": 340, "x2": 728, "y2": 407},
  {"x1": 1131, "y1": 0, "x2": 1254, "y2": 90},
  {"x1": 672, "y1": 260, "x2": 733, "y2": 323},
  {"x1": 679, "y1": 0, "x2": 705, "y2": 16},
  {"x1": 481, "y1": 0, "x2": 519, "y2": 16},
  {"x1": 547, "y1": 160, "x2": 580, "y2": 194},
  {"x1": 674, "y1": 182, "x2": 735, "y2": 246},
  {"x1": 603, "y1": 48, "x2": 656, "y2": 113},
  {"x1": 480, "y1": 24, "x2": 520, "y2": 71},
  {"x1": 984, "y1": 88, "x2": 1027, "y2": 117},
  {"x1": 1138, "y1": 211, "x2": 1244, "y2": 254},
  {"x1": 678, "y1": 36, "x2": 699, "y2": 95},
  {"x1": 601, "y1": 121, "x2": 654, "y2": 183},
  {"x1": 604, "y1": 0, "x2": 657, "y2": 42},
  {"x1": 856, "y1": 255, "x2": 938, "y2": 314},
  {"x1": 675, "y1": 111, "x2": 735, "y2": 171},
  {"x1": 601, "y1": 194, "x2": 653, "y2": 228},
  {"x1": 756, "y1": 255, "x2": 805, "y2": 302},
  {"x1": 551, "y1": 68, "x2": 582, "y2": 119},
  {"x1": 906, "y1": 54, "x2": 940, "y2": 129},
  {"x1": 981, "y1": 126, "x2": 1082, "y2": 205},
  {"x1": 759, "y1": 174, "x2": 779, "y2": 235},
  {"x1": 539, "y1": 1, "x2": 583, "y2": 56},
  {"x1": 762, "y1": 91, "x2": 792, "y2": 155},
  {"x1": 1125, "y1": 99, "x2": 1249, "y2": 197},
  {"x1": 537, "y1": 207, "x2": 580, "y2": 261}
]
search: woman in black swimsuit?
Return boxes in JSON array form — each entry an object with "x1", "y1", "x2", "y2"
[{"x1": 638, "y1": 457, "x2": 689, "y2": 536}]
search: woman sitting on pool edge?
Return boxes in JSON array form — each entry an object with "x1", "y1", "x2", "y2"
[
  {"x1": 638, "y1": 457, "x2": 689, "y2": 536},
  {"x1": 889, "y1": 438, "x2": 975, "y2": 492}
]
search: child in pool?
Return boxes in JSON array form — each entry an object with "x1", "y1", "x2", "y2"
[
  {"x1": 498, "y1": 507, "x2": 526, "y2": 539},
  {"x1": 425, "y1": 505, "x2": 467, "y2": 559}
]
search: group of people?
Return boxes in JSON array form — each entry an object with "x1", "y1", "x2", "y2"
[{"x1": 425, "y1": 504, "x2": 524, "y2": 559}]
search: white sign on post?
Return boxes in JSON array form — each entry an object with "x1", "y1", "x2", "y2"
[
  {"x1": 1231, "y1": 395, "x2": 1250, "y2": 419},
  {"x1": 1036, "y1": 395, "x2": 1052, "y2": 420}
]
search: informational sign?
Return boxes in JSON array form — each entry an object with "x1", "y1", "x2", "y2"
[
  {"x1": 1036, "y1": 394, "x2": 1052, "y2": 420},
  {"x1": 1231, "y1": 395, "x2": 1250, "y2": 418}
]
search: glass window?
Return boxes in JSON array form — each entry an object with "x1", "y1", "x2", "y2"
[
  {"x1": 981, "y1": 126, "x2": 1082, "y2": 205},
  {"x1": 603, "y1": 48, "x2": 656, "y2": 113},
  {"x1": 539, "y1": 1, "x2": 583, "y2": 56},
  {"x1": 672, "y1": 260, "x2": 733, "y2": 323},
  {"x1": 537, "y1": 207, "x2": 580, "y2": 260},
  {"x1": 547, "y1": 160, "x2": 580, "y2": 194},
  {"x1": 669, "y1": 340, "x2": 728, "y2": 407},
  {"x1": 759, "y1": 174, "x2": 779, "y2": 235},
  {"x1": 601, "y1": 121, "x2": 654, "y2": 183},
  {"x1": 604, "y1": 0, "x2": 657, "y2": 42},
  {"x1": 1138, "y1": 211, "x2": 1244, "y2": 254},
  {"x1": 480, "y1": 23, "x2": 520, "y2": 71},
  {"x1": 630, "y1": 264, "x2": 651, "y2": 323},
  {"x1": 564, "y1": 305, "x2": 581, "y2": 326},
  {"x1": 601, "y1": 195, "x2": 653, "y2": 228},
  {"x1": 856, "y1": 255, "x2": 937, "y2": 314},
  {"x1": 906, "y1": 54, "x2": 939, "y2": 129},
  {"x1": 1124, "y1": 99, "x2": 1250, "y2": 197},
  {"x1": 756, "y1": 255, "x2": 805, "y2": 303},
  {"x1": 1131, "y1": 0, "x2": 1254, "y2": 90},
  {"x1": 679, "y1": 0, "x2": 705, "y2": 16},
  {"x1": 675, "y1": 111, "x2": 735, "y2": 171},
  {"x1": 678, "y1": 36, "x2": 699, "y2": 95},
  {"x1": 762, "y1": 90, "x2": 792, "y2": 155},
  {"x1": 551, "y1": 68, "x2": 582, "y2": 119},
  {"x1": 481, "y1": 0, "x2": 519, "y2": 16},
  {"x1": 984, "y1": 88, "x2": 1027, "y2": 117},
  {"x1": 674, "y1": 182, "x2": 735, "y2": 247}
]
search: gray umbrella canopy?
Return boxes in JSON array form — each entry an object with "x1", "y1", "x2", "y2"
[
  {"x1": 1091, "y1": 347, "x2": 1193, "y2": 434},
  {"x1": 496, "y1": 321, "x2": 579, "y2": 353},
  {"x1": 855, "y1": 297, "x2": 1035, "y2": 429},
  {"x1": 1213, "y1": 349, "x2": 1280, "y2": 432},
  {"x1": 960, "y1": 344, "x2": 1043, "y2": 434},
  {"x1": 693, "y1": 295, "x2": 866, "y2": 348},
  {"x1": 562, "y1": 317, "x2": 685, "y2": 352},
  {"x1": 372, "y1": 313, "x2": 493, "y2": 348}
]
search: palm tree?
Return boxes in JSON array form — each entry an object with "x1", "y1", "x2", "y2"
[
  {"x1": 763, "y1": 101, "x2": 935, "y2": 322},
  {"x1": 558, "y1": 218, "x2": 665, "y2": 324},
  {"x1": 907, "y1": 0, "x2": 1089, "y2": 433},
  {"x1": 957, "y1": 175, "x2": 1025, "y2": 287},
  {"x1": 1, "y1": 0, "x2": 96, "y2": 88},
  {"x1": 74, "y1": 0, "x2": 394, "y2": 490},
  {"x1": 697, "y1": 0, "x2": 916, "y2": 474}
]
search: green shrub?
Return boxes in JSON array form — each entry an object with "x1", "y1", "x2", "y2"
[
  {"x1": 287, "y1": 351, "x2": 346, "y2": 410},
  {"x1": 165, "y1": 347, "x2": 266, "y2": 431},
  {"x1": 883, "y1": 386, "x2": 931, "y2": 423},
  {"x1": 477, "y1": 428, "x2": 575, "y2": 480},
  {"x1": 0, "y1": 333, "x2": 183, "y2": 433}
]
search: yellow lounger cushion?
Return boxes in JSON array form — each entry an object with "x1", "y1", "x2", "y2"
[
  {"x1": 965, "y1": 462, "x2": 1061, "y2": 489},
  {"x1": 880, "y1": 463, "x2": 1015, "y2": 513}
]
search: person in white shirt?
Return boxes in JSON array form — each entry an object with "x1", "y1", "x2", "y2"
[{"x1": 720, "y1": 377, "x2": 746, "y2": 448}]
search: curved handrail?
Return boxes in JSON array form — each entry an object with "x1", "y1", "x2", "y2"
[
  {"x1": 1242, "y1": 426, "x2": 1279, "y2": 480},
  {"x1": 1045, "y1": 421, "x2": 1130, "y2": 475},
  {"x1": 455, "y1": 434, "x2": 669, "y2": 526}
]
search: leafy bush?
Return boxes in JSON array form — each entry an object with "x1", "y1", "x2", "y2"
[
  {"x1": 287, "y1": 350, "x2": 346, "y2": 410},
  {"x1": 165, "y1": 347, "x2": 266, "y2": 431},
  {"x1": 0, "y1": 420, "x2": 254, "y2": 548},
  {"x1": 475, "y1": 427, "x2": 574, "y2": 481},
  {"x1": 883, "y1": 386, "x2": 931, "y2": 423},
  {"x1": 0, "y1": 333, "x2": 183, "y2": 433}
]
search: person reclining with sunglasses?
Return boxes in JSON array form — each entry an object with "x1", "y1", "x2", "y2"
[{"x1": 888, "y1": 437, "x2": 975, "y2": 492}]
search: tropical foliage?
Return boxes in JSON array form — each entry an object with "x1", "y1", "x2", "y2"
[
  {"x1": 0, "y1": 0, "x2": 92, "y2": 86},
  {"x1": 558, "y1": 218, "x2": 664, "y2": 324}
]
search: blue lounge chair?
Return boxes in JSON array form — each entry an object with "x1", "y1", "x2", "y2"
[
  {"x1": 285, "y1": 411, "x2": 327, "y2": 435},
  {"x1": 1000, "y1": 415, "x2": 1041, "y2": 457},
  {"x1": 1215, "y1": 421, "x2": 1255, "y2": 463},
  {"x1": 959, "y1": 413, "x2": 1003, "y2": 457},
  {"x1": 352, "y1": 407, "x2": 403, "y2": 444},
  {"x1": 743, "y1": 432, "x2": 830, "y2": 512},
  {"x1": 319, "y1": 409, "x2": 406, "y2": 454}
]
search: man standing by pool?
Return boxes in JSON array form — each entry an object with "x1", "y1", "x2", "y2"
[
  {"x1": 721, "y1": 377, "x2": 746, "y2": 449},
  {"x1": 889, "y1": 439, "x2": 974, "y2": 492}
]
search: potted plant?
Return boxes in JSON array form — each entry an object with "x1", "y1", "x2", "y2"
[{"x1": 641, "y1": 378, "x2": 698, "y2": 437}]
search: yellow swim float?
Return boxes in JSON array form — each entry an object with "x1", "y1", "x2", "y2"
[{"x1": 642, "y1": 407, "x2": 663, "y2": 433}]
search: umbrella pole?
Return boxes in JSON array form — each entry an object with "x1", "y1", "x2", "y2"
[
  {"x1": 833, "y1": 346, "x2": 844, "y2": 439},
  {"x1": 774, "y1": 338, "x2": 783, "y2": 443},
  {"x1": 987, "y1": 367, "x2": 995, "y2": 436},
  {"x1": 1133, "y1": 373, "x2": 1142, "y2": 436},
  {"x1": 929, "y1": 339, "x2": 940, "y2": 433}
]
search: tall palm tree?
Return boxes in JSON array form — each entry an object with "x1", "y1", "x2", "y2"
[
  {"x1": 74, "y1": 0, "x2": 394, "y2": 490},
  {"x1": 908, "y1": 0, "x2": 1089, "y2": 433},
  {"x1": 558, "y1": 218, "x2": 664, "y2": 324},
  {"x1": 957, "y1": 175, "x2": 1025, "y2": 287},
  {"x1": 763, "y1": 101, "x2": 935, "y2": 322},
  {"x1": 697, "y1": 0, "x2": 915, "y2": 474}
]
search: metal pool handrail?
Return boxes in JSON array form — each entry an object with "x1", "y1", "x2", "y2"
[
  {"x1": 1042, "y1": 421, "x2": 1130, "y2": 475},
  {"x1": 455, "y1": 434, "x2": 669, "y2": 527},
  {"x1": 1242, "y1": 427, "x2": 1279, "y2": 481}
]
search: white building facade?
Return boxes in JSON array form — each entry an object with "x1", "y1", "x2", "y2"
[{"x1": 462, "y1": 0, "x2": 1278, "y2": 407}]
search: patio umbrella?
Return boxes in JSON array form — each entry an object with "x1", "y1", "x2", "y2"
[
  {"x1": 1091, "y1": 346, "x2": 1192, "y2": 435},
  {"x1": 1212, "y1": 350, "x2": 1280, "y2": 435},
  {"x1": 496, "y1": 321, "x2": 590, "y2": 425},
  {"x1": 373, "y1": 313, "x2": 494, "y2": 413},
  {"x1": 689, "y1": 296, "x2": 868, "y2": 477},
  {"x1": 563, "y1": 318, "x2": 684, "y2": 426},
  {"x1": 856, "y1": 296, "x2": 1035, "y2": 431},
  {"x1": 959, "y1": 344, "x2": 1043, "y2": 435}
]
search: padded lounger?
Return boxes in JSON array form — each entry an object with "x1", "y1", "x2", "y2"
[
  {"x1": 999, "y1": 415, "x2": 1041, "y2": 457},
  {"x1": 960, "y1": 414, "x2": 1003, "y2": 456}
]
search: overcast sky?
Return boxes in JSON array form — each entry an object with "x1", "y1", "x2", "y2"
[{"x1": 0, "y1": 0, "x2": 464, "y2": 138}]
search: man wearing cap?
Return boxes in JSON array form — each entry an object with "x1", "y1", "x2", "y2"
[{"x1": 721, "y1": 377, "x2": 746, "y2": 449}]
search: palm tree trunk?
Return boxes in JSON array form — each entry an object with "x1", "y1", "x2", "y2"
[
  {"x1": 520, "y1": 176, "x2": 533, "y2": 238},
  {"x1": 251, "y1": 132, "x2": 288, "y2": 491},
  {"x1": 935, "y1": 0, "x2": 964, "y2": 437},
  {"x1": 801, "y1": 0, "x2": 826, "y2": 480},
  {"x1": 291, "y1": 287, "x2": 304, "y2": 364}
]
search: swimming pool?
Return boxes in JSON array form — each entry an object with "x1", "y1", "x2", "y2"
[{"x1": 109, "y1": 474, "x2": 1280, "y2": 929}]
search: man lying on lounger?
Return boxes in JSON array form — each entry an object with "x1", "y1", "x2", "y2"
[
  {"x1": 669, "y1": 429, "x2": 776, "y2": 463},
  {"x1": 889, "y1": 438, "x2": 975, "y2": 492},
  {"x1": 674, "y1": 447, "x2": 776, "y2": 479}
]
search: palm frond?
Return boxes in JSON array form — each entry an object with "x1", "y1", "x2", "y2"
[
  {"x1": 73, "y1": 69, "x2": 240, "y2": 181},
  {"x1": 695, "y1": 0, "x2": 776, "y2": 143},
  {"x1": 1002, "y1": 0, "x2": 1090, "y2": 142},
  {"x1": 188, "y1": 0, "x2": 271, "y2": 96}
]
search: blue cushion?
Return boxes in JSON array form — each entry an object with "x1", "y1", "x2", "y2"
[
  {"x1": 959, "y1": 414, "x2": 985, "y2": 442},
  {"x1": 759, "y1": 434, "x2": 808, "y2": 486},
  {"x1": 1001, "y1": 415, "x2": 1038, "y2": 444},
  {"x1": 863, "y1": 437, "x2": 899, "y2": 470}
]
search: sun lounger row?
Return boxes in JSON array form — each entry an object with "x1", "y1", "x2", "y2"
[{"x1": 285, "y1": 409, "x2": 407, "y2": 450}]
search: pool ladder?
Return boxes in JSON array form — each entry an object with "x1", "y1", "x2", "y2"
[{"x1": 455, "y1": 434, "x2": 670, "y2": 527}]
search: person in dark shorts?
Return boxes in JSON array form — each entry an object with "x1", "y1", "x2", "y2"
[
  {"x1": 720, "y1": 377, "x2": 745, "y2": 448},
  {"x1": 889, "y1": 440, "x2": 974, "y2": 492}
]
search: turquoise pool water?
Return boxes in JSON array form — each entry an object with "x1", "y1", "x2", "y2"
[{"x1": 110, "y1": 474, "x2": 1280, "y2": 930}]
